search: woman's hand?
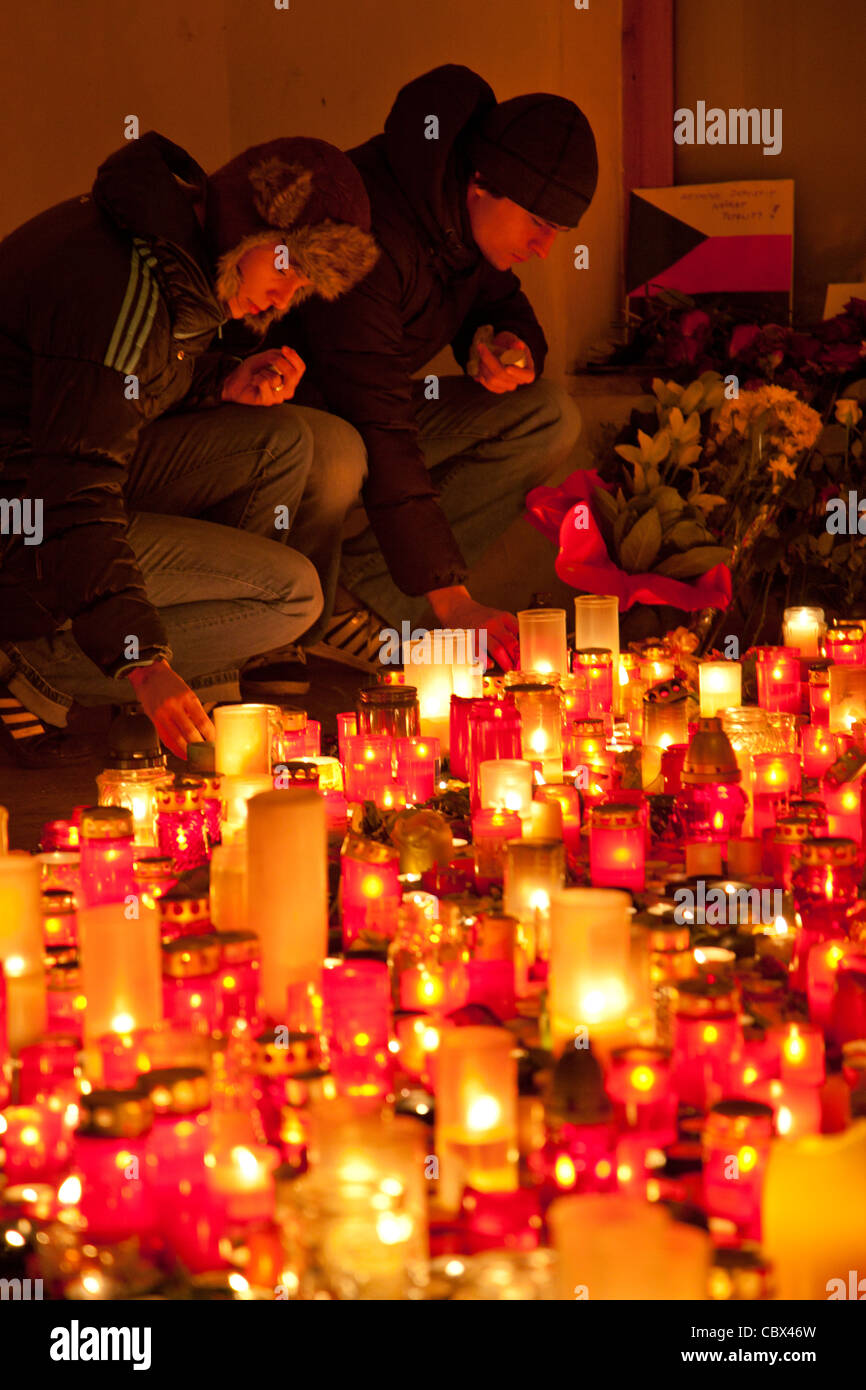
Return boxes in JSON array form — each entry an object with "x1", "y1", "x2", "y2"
[
  {"x1": 221, "y1": 346, "x2": 306, "y2": 405},
  {"x1": 127, "y1": 660, "x2": 215, "y2": 759}
]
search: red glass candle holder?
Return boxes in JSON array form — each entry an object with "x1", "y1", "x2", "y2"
[
  {"x1": 395, "y1": 736, "x2": 440, "y2": 805},
  {"x1": 464, "y1": 959, "x2": 516, "y2": 1021},
  {"x1": 808, "y1": 665, "x2": 831, "y2": 728},
  {"x1": 336, "y1": 712, "x2": 358, "y2": 764},
  {"x1": 40, "y1": 819, "x2": 81, "y2": 853},
  {"x1": 138, "y1": 1066, "x2": 218, "y2": 1272},
  {"x1": 807, "y1": 938, "x2": 856, "y2": 1030},
  {"x1": 828, "y1": 953, "x2": 866, "y2": 1049},
  {"x1": 589, "y1": 803, "x2": 645, "y2": 891},
  {"x1": 340, "y1": 841, "x2": 402, "y2": 947},
  {"x1": 468, "y1": 699, "x2": 522, "y2": 808},
  {"x1": 214, "y1": 930, "x2": 261, "y2": 1034},
  {"x1": 79, "y1": 806, "x2": 136, "y2": 907},
  {"x1": 573, "y1": 648, "x2": 614, "y2": 717},
  {"x1": 824, "y1": 621, "x2": 866, "y2": 666},
  {"x1": 156, "y1": 777, "x2": 210, "y2": 872},
  {"x1": 472, "y1": 808, "x2": 522, "y2": 882},
  {"x1": 321, "y1": 958, "x2": 392, "y2": 1098},
  {"x1": 450, "y1": 696, "x2": 488, "y2": 781},
  {"x1": 604, "y1": 1046, "x2": 677, "y2": 1144},
  {"x1": 790, "y1": 838, "x2": 862, "y2": 990},
  {"x1": 162, "y1": 936, "x2": 222, "y2": 1034},
  {"x1": 562, "y1": 717, "x2": 613, "y2": 776},
  {"x1": 671, "y1": 979, "x2": 743, "y2": 1111},
  {"x1": 342, "y1": 735, "x2": 394, "y2": 802},
  {"x1": 770, "y1": 1020, "x2": 826, "y2": 1087},
  {"x1": 801, "y1": 725, "x2": 836, "y2": 779},
  {"x1": 702, "y1": 1100, "x2": 774, "y2": 1241},
  {"x1": 768, "y1": 815, "x2": 815, "y2": 888},
  {"x1": 822, "y1": 778, "x2": 864, "y2": 844},
  {"x1": 533, "y1": 783, "x2": 582, "y2": 860},
  {"x1": 755, "y1": 647, "x2": 800, "y2": 713},
  {"x1": 70, "y1": 1086, "x2": 156, "y2": 1243}
]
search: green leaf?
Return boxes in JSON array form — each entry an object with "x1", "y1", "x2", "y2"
[
  {"x1": 619, "y1": 507, "x2": 662, "y2": 573},
  {"x1": 665, "y1": 520, "x2": 713, "y2": 551},
  {"x1": 650, "y1": 486, "x2": 685, "y2": 513},
  {"x1": 592, "y1": 487, "x2": 620, "y2": 528},
  {"x1": 613, "y1": 507, "x2": 633, "y2": 552},
  {"x1": 654, "y1": 546, "x2": 731, "y2": 578},
  {"x1": 615, "y1": 443, "x2": 643, "y2": 466}
]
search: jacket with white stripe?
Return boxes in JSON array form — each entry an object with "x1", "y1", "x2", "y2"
[{"x1": 0, "y1": 133, "x2": 236, "y2": 678}]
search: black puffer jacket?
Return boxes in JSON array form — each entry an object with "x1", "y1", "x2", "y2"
[
  {"x1": 266, "y1": 65, "x2": 548, "y2": 598},
  {"x1": 0, "y1": 133, "x2": 236, "y2": 678}
]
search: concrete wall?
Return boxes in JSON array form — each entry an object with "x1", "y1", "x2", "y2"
[
  {"x1": 674, "y1": 0, "x2": 866, "y2": 324},
  {"x1": 0, "y1": 0, "x2": 624, "y2": 380}
]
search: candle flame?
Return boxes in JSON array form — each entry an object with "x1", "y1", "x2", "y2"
[
  {"x1": 629, "y1": 1065, "x2": 655, "y2": 1093},
  {"x1": 231, "y1": 1146, "x2": 261, "y2": 1179},
  {"x1": 466, "y1": 1095, "x2": 501, "y2": 1133}
]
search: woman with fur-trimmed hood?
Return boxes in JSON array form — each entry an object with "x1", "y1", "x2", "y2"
[{"x1": 0, "y1": 132, "x2": 378, "y2": 762}]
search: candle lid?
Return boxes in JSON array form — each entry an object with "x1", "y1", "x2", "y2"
[
  {"x1": 132, "y1": 854, "x2": 176, "y2": 880},
  {"x1": 827, "y1": 619, "x2": 865, "y2": 639},
  {"x1": 41, "y1": 888, "x2": 76, "y2": 916},
  {"x1": 772, "y1": 815, "x2": 814, "y2": 844},
  {"x1": 590, "y1": 802, "x2": 641, "y2": 827},
  {"x1": 704, "y1": 1098, "x2": 774, "y2": 1138},
  {"x1": 105, "y1": 709, "x2": 167, "y2": 770},
  {"x1": 547, "y1": 1046, "x2": 612, "y2": 1125},
  {"x1": 77, "y1": 1086, "x2": 153, "y2": 1138},
  {"x1": 138, "y1": 1066, "x2": 210, "y2": 1115},
  {"x1": 45, "y1": 943, "x2": 79, "y2": 968},
  {"x1": 156, "y1": 775, "x2": 206, "y2": 811},
  {"x1": 80, "y1": 806, "x2": 134, "y2": 841},
  {"x1": 216, "y1": 929, "x2": 260, "y2": 964},
  {"x1": 253, "y1": 1028, "x2": 321, "y2": 1075},
  {"x1": 795, "y1": 836, "x2": 859, "y2": 867},
  {"x1": 644, "y1": 678, "x2": 688, "y2": 706},
  {"x1": 674, "y1": 977, "x2": 738, "y2": 1015},
  {"x1": 633, "y1": 910, "x2": 690, "y2": 952},
  {"x1": 158, "y1": 893, "x2": 211, "y2": 929},
  {"x1": 162, "y1": 935, "x2": 221, "y2": 978},
  {"x1": 681, "y1": 719, "x2": 741, "y2": 784},
  {"x1": 46, "y1": 958, "x2": 81, "y2": 989},
  {"x1": 574, "y1": 647, "x2": 612, "y2": 667}
]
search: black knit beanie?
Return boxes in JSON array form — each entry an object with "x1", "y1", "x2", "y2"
[{"x1": 466, "y1": 94, "x2": 598, "y2": 228}]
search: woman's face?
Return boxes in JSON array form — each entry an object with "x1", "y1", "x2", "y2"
[{"x1": 225, "y1": 243, "x2": 311, "y2": 319}]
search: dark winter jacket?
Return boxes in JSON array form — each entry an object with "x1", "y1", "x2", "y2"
[
  {"x1": 0, "y1": 133, "x2": 237, "y2": 677},
  {"x1": 266, "y1": 65, "x2": 548, "y2": 598}
]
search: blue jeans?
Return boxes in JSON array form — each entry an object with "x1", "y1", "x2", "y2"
[
  {"x1": 1, "y1": 402, "x2": 367, "y2": 726},
  {"x1": 340, "y1": 376, "x2": 582, "y2": 628}
]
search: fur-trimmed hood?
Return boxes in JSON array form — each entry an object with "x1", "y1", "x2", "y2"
[{"x1": 206, "y1": 137, "x2": 380, "y2": 333}]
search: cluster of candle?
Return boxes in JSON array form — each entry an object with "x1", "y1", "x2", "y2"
[{"x1": 2, "y1": 609, "x2": 866, "y2": 1301}]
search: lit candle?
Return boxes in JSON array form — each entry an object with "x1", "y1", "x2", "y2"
[
  {"x1": 246, "y1": 789, "x2": 328, "y2": 1020},
  {"x1": 0, "y1": 852, "x2": 47, "y2": 1053},
  {"x1": 828, "y1": 664, "x2": 866, "y2": 733},
  {"x1": 822, "y1": 778, "x2": 863, "y2": 843},
  {"x1": 435, "y1": 1024, "x2": 518, "y2": 1210},
  {"x1": 807, "y1": 938, "x2": 856, "y2": 1030},
  {"x1": 533, "y1": 784, "x2": 581, "y2": 858},
  {"x1": 801, "y1": 725, "x2": 836, "y2": 780},
  {"x1": 698, "y1": 661, "x2": 742, "y2": 718},
  {"x1": 214, "y1": 703, "x2": 271, "y2": 776},
  {"x1": 399, "y1": 960, "x2": 467, "y2": 1013},
  {"x1": 512, "y1": 686, "x2": 563, "y2": 782},
  {"x1": 155, "y1": 776, "x2": 209, "y2": 872},
  {"x1": 342, "y1": 734, "x2": 394, "y2": 802},
  {"x1": 70, "y1": 1086, "x2": 156, "y2": 1242},
  {"x1": 78, "y1": 897, "x2": 163, "y2": 1048},
  {"x1": 395, "y1": 737, "x2": 439, "y2": 805},
  {"x1": 771, "y1": 1021, "x2": 825, "y2": 1088},
  {"x1": 751, "y1": 751, "x2": 800, "y2": 837},
  {"x1": 671, "y1": 978, "x2": 742, "y2": 1110},
  {"x1": 321, "y1": 958, "x2": 392, "y2": 1098},
  {"x1": 589, "y1": 804, "x2": 645, "y2": 891},
  {"x1": 472, "y1": 808, "x2": 522, "y2": 881},
  {"x1": 782, "y1": 606, "x2": 824, "y2": 659},
  {"x1": 405, "y1": 635, "x2": 457, "y2": 749},
  {"x1": 642, "y1": 681, "x2": 689, "y2": 786},
  {"x1": 479, "y1": 759, "x2": 534, "y2": 817},
  {"x1": 340, "y1": 837, "x2": 402, "y2": 948},
  {"x1": 504, "y1": 838, "x2": 566, "y2": 966},
  {"x1": 604, "y1": 1046, "x2": 676, "y2": 1145},
  {"x1": 205, "y1": 1139, "x2": 279, "y2": 1224},
  {"x1": 467, "y1": 699, "x2": 523, "y2": 807},
  {"x1": 549, "y1": 1194, "x2": 709, "y2": 1300},
  {"x1": 824, "y1": 620, "x2": 866, "y2": 666},
  {"x1": 702, "y1": 1100, "x2": 774, "y2": 1241},
  {"x1": 762, "y1": 1123, "x2": 866, "y2": 1300},
  {"x1": 573, "y1": 648, "x2": 614, "y2": 717},
  {"x1": 548, "y1": 888, "x2": 632, "y2": 1053},
  {"x1": 574, "y1": 596, "x2": 620, "y2": 689},
  {"x1": 209, "y1": 839, "x2": 248, "y2": 931},
  {"x1": 755, "y1": 647, "x2": 800, "y2": 714},
  {"x1": 220, "y1": 773, "x2": 273, "y2": 842},
  {"x1": 517, "y1": 608, "x2": 567, "y2": 679},
  {"x1": 79, "y1": 806, "x2": 136, "y2": 907},
  {"x1": 525, "y1": 796, "x2": 563, "y2": 842}
]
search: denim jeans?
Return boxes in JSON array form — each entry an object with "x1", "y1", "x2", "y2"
[
  {"x1": 1, "y1": 402, "x2": 366, "y2": 726},
  {"x1": 340, "y1": 376, "x2": 582, "y2": 629}
]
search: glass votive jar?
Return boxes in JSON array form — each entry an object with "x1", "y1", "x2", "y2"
[
  {"x1": 808, "y1": 663, "x2": 832, "y2": 728},
  {"x1": 822, "y1": 777, "x2": 864, "y2": 843},
  {"x1": 604, "y1": 1045, "x2": 676, "y2": 1144},
  {"x1": 769, "y1": 815, "x2": 815, "y2": 888},
  {"x1": 342, "y1": 735, "x2": 394, "y2": 802},
  {"x1": 214, "y1": 703, "x2": 272, "y2": 776},
  {"x1": 699, "y1": 661, "x2": 742, "y2": 718},
  {"x1": 770, "y1": 1020, "x2": 825, "y2": 1087},
  {"x1": 790, "y1": 838, "x2": 861, "y2": 988},
  {"x1": 562, "y1": 716, "x2": 613, "y2": 776},
  {"x1": 828, "y1": 953, "x2": 866, "y2": 1050},
  {"x1": 643, "y1": 679, "x2": 689, "y2": 750},
  {"x1": 517, "y1": 608, "x2": 567, "y2": 679},
  {"x1": 157, "y1": 889, "x2": 212, "y2": 944},
  {"x1": 137, "y1": 1065, "x2": 217, "y2": 1272},
  {"x1": 70, "y1": 1085, "x2": 156, "y2": 1243},
  {"x1": 533, "y1": 782, "x2": 581, "y2": 858},
  {"x1": 96, "y1": 755, "x2": 173, "y2": 849},
  {"x1": 79, "y1": 807, "x2": 135, "y2": 908},
  {"x1": 478, "y1": 759, "x2": 534, "y2": 817},
  {"x1": 512, "y1": 686, "x2": 563, "y2": 782},
  {"x1": 321, "y1": 958, "x2": 392, "y2": 1099},
  {"x1": 671, "y1": 977, "x2": 742, "y2": 1111},
  {"x1": 589, "y1": 803, "x2": 645, "y2": 891},
  {"x1": 828, "y1": 664, "x2": 866, "y2": 733},
  {"x1": 472, "y1": 808, "x2": 522, "y2": 882},
  {"x1": 824, "y1": 620, "x2": 866, "y2": 666},
  {"x1": 340, "y1": 838, "x2": 402, "y2": 948},
  {"x1": 450, "y1": 695, "x2": 490, "y2": 781},
  {"x1": 214, "y1": 930, "x2": 261, "y2": 1034},
  {"x1": 801, "y1": 725, "x2": 836, "y2": 780},
  {"x1": 395, "y1": 736, "x2": 440, "y2": 805},
  {"x1": 573, "y1": 648, "x2": 614, "y2": 717},
  {"x1": 782, "y1": 606, "x2": 825, "y2": 659},
  {"x1": 467, "y1": 699, "x2": 523, "y2": 807},
  {"x1": 503, "y1": 838, "x2": 566, "y2": 965},
  {"x1": 435, "y1": 1025, "x2": 518, "y2": 1210},
  {"x1": 0, "y1": 1102, "x2": 73, "y2": 1182},
  {"x1": 161, "y1": 935, "x2": 222, "y2": 1034},
  {"x1": 702, "y1": 1099, "x2": 774, "y2": 1240},
  {"x1": 632, "y1": 909, "x2": 697, "y2": 1045},
  {"x1": 336, "y1": 712, "x2": 358, "y2": 764},
  {"x1": 46, "y1": 959, "x2": 84, "y2": 1036},
  {"x1": 357, "y1": 685, "x2": 420, "y2": 738},
  {"x1": 754, "y1": 647, "x2": 800, "y2": 713},
  {"x1": 155, "y1": 777, "x2": 209, "y2": 872},
  {"x1": 42, "y1": 888, "x2": 78, "y2": 950}
]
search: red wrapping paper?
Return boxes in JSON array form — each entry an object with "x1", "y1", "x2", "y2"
[{"x1": 526, "y1": 471, "x2": 732, "y2": 613}]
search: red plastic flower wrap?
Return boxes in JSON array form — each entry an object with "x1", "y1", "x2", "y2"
[{"x1": 526, "y1": 469, "x2": 732, "y2": 613}]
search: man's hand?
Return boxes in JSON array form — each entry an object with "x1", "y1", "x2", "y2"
[
  {"x1": 127, "y1": 660, "x2": 216, "y2": 759},
  {"x1": 475, "y1": 332, "x2": 535, "y2": 395},
  {"x1": 221, "y1": 346, "x2": 305, "y2": 406},
  {"x1": 427, "y1": 585, "x2": 520, "y2": 671}
]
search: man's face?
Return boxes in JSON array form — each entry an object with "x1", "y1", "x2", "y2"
[
  {"x1": 224, "y1": 244, "x2": 311, "y2": 319},
  {"x1": 465, "y1": 175, "x2": 568, "y2": 271}
]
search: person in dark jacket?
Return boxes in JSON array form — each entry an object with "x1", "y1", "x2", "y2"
[
  {"x1": 262, "y1": 64, "x2": 597, "y2": 670},
  {"x1": 0, "y1": 131, "x2": 377, "y2": 764}
]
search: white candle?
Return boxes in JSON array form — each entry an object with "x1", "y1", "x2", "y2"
[
  {"x1": 479, "y1": 759, "x2": 534, "y2": 817},
  {"x1": 78, "y1": 897, "x2": 163, "y2": 1043},
  {"x1": 214, "y1": 703, "x2": 272, "y2": 776},
  {"x1": 405, "y1": 638, "x2": 454, "y2": 752},
  {"x1": 220, "y1": 773, "x2": 274, "y2": 841},
  {"x1": 518, "y1": 608, "x2": 568, "y2": 680},
  {"x1": 210, "y1": 840, "x2": 248, "y2": 931},
  {"x1": 782, "y1": 606, "x2": 824, "y2": 659},
  {"x1": 698, "y1": 661, "x2": 742, "y2": 718},
  {"x1": 246, "y1": 788, "x2": 328, "y2": 1018},
  {"x1": 0, "y1": 853, "x2": 46, "y2": 1053},
  {"x1": 549, "y1": 1195, "x2": 709, "y2": 1299},
  {"x1": 548, "y1": 888, "x2": 632, "y2": 1051}
]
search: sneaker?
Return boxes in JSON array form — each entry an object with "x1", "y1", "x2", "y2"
[
  {"x1": 306, "y1": 603, "x2": 384, "y2": 675},
  {"x1": 240, "y1": 645, "x2": 311, "y2": 698},
  {"x1": 0, "y1": 688, "x2": 98, "y2": 768}
]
